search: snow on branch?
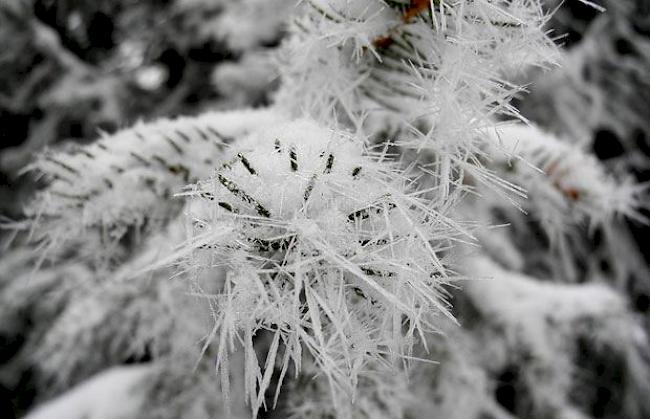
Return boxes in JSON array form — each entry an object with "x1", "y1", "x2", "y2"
[
  {"x1": 462, "y1": 255, "x2": 650, "y2": 418},
  {"x1": 24, "y1": 366, "x2": 153, "y2": 419}
]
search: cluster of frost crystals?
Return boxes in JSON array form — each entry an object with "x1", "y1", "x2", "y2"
[
  {"x1": 275, "y1": 1, "x2": 558, "y2": 186},
  {"x1": 177, "y1": 119, "x2": 460, "y2": 415},
  {"x1": 285, "y1": 356, "x2": 413, "y2": 419}
]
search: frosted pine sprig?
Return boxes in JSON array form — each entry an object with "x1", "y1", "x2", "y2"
[
  {"x1": 35, "y1": 267, "x2": 206, "y2": 391},
  {"x1": 175, "y1": 119, "x2": 462, "y2": 416},
  {"x1": 26, "y1": 109, "x2": 283, "y2": 262},
  {"x1": 476, "y1": 123, "x2": 647, "y2": 280},
  {"x1": 278, "y1": 0, "x2": 558, "y2": 127},
  {"x1": 483, "y1": 123, "x2": 646, "y2": 228},
  {"x1": 276, "y1": 0, "x2": 559, "y2": 196}
]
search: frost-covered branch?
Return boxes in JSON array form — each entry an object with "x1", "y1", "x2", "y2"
[{"x1": 26, "y1": 109, "x2": 283, "y2": 263}]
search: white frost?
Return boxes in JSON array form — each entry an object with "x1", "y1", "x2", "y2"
[{"x1": 24, "y1": 366, "x2": 153, "y2": 419}]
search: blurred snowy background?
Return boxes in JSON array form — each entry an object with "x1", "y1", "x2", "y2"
[{"x1": 1, "y1": 1, "x2": 649, "y2": 419}]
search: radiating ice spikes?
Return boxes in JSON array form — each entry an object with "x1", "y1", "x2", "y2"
[
  {"x1": 276, "y1": 0, "x2": 559, "y2": 194},
  {"x1": 280, "y1": 0, "x2": 559, "y2": 124},
  {"x1": 178, "y1": 119, "x2": 464, "y2": 416},
  {"x1": 284, "y1": 351, "x2": 414, "y2": 419},
  {"x1": 25, "y1": 109, "x2": 284, "y2": 263}
]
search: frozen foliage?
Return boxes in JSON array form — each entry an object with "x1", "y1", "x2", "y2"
[
  {"x1": 1, "y1": 1, "x2": 648, "y2": 419},
  {"x1": 276, "y1": 0, "x2": 559, "y2": 189},
  {"x1": 177, "y1": 118, "x2": 461, "y2": 414},
  {"x1": 278, "y1": 0, "x2": 558, "y2": 123},
  {"x1": 34, "y1": 273, "x2": 195, "y2": 389},
  {"x1": 506, "y1": 0, "x2": 650, "y2": 287},
  {"x1": 484, "y1": 124, "x2": 643, "y2": 224},
  {"x1": 459, "y1": 256, "x2": 650, "y2": 419},
  {"x1": 405, "y1": 253, "x2": 649, "y2": 419},
  {"x1": 284, "y1": 356, "x2": 413, "y2": 419},
  {"x1": 27, "y1": 109, "x2": 281, "y2": 263}
]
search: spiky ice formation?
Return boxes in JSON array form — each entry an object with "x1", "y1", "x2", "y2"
[
  {"x1": 274, "y1": 0, "x2": 561, "y2": 203},
  {"x1": 277, "y1": 0, "x2": 556, "y2": 128},
  {"x1": 176, "y1": 118, "x2": 464, "y2": 415},
  {"x1": 284, "y1": 356, "x2": 413, "y2": 419}
]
